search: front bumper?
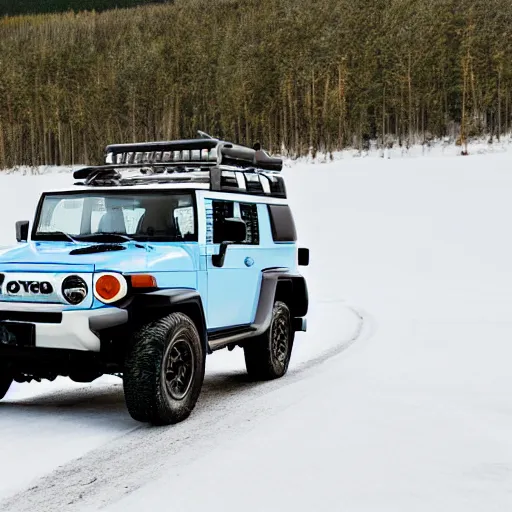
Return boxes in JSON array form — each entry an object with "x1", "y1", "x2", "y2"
[{"x1": 0, "y1": 303, "x2": 128, "y2": 352}]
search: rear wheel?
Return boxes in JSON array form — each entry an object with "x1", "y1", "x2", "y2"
[
  {"x1": 244, "y1": 301, "x2": 293, "y2": 380},
  {"x1": 0, "y1": 366, "x2": 13, "y2": 400},
  {"x1": 123, "y1": 312, "x2": 205, "y2": 426}
]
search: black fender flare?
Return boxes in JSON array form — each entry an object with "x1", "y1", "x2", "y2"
[
  {"x1": 126, "y1": 289, "x2": 208, "y2": 351},
  {"x1": 253, "y1": 268, "x2": 309, "y2": 333}
]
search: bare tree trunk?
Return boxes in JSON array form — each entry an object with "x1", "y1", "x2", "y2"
[
  {"x1": 0, "y1": 122, "x2": 5, "y2": 169},
  {"x1": 506, "y1": 90, "x2": 509, "y2": 135},
  {"x1": 382, "y1": 85, "x2": 386, "y2": 146},
  {"x1": 42, "y1": 107, "x2": 48, "y2": 166},
  {"x1": 497, "y1": 67, "x2": 502, "y2": 141},
  {"x1": 461, "y1": 50, "x2": 469, "y2": 153},
  {"x1": 132, "y1": 94, "x2": 136, "y2": 142},
  {"x1": 408, "y1": 52, "x2": 413, "y2": 144},
  {"x1": 282, "y1": 91, "x2": 288, "y2": 152},
  {"x1": 268, "y1": 115, "x2": 273, "y2": 153},
  {"x1": 58, "y1": 120, "x2": 63, "y2": 166},
  {"x1": 83, "y1": 132, "x2": 88, "y2": 165},
  {"x1": 322, "y1": 74, "x2": 330, "y2": 152},
  {"x1": 30, "y1": 116, "x2": 36, "y2": 167},
  {"x1": 71, "y1": 124, "x2": 75, "y2": 166},
  {"x1": 293, "y1": 84, "x2": 299, "y2": 155},
  {"x1": 309, "y1": 71, "x2": 314, "y2": 153},
  {"x1": 338, "y1": 64, "x2": 343, "y2": 147}
]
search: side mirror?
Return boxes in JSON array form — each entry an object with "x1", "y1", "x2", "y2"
[
  {"x1": 298, "y1": 247, "x2": 310, "y2": 266},
  {"x1": 16, "y1": 221, "x2": 29, "y2": 243},
  {"x1": 212, "y1": 218, "x2": 247, "y2": 268},
  {"x1": 222, "y1": 217, "x2": 247, "y2": 243}
]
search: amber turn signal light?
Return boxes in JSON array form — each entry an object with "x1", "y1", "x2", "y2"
[{"x1": 130, "y1": 274, "x2": 157, "y2": 288}]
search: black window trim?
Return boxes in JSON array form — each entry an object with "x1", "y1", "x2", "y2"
[
  {"x1": 239, "y1": 201, "x2": 260, "y2": 246},
  {"x1": 31, "y1": 188, "x2": 199, "y2": 243},
  {"x1": 210, "y1": 198, "x2": 261, "y2": 246},
  {"x1": 211, "y1": 198, "x2": 235, "y2": 245}
]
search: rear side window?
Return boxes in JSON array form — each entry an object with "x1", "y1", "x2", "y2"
[
  {"x1": 267, "y1": 204, "x2": 297, "y2": 242},
  {"x1": 212, "y1": 200, "x2": 234, "y2": 244},
  {"x1": 240, "y1": 203, "x2": 260, "y2": 245}
]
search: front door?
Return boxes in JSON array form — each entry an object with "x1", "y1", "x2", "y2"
[{"x1": 205, "y1": 198, "x2": 261, "y2": 330}]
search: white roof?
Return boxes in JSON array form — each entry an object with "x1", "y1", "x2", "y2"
[
  {"x1": 44, "y1": 182, "x2": 211, "y2": 194},
  {"x1": 40, "y1": 181, "x2": 289, "y2": 205}
]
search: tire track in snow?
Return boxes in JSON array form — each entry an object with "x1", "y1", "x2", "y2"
[
  {"x1": 0, "y1": 301, "x2": 373, "y2": 512},
  {"x1": 291, "y1": 301, "x2": 373, "y2": 375}
]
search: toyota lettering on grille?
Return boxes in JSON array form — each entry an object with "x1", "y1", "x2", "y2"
[{"x1": 1, "y1": 280, "x2": 54, "y2": 295}]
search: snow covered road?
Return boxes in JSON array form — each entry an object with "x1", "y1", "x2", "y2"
[{"x1": 1, "y1": 149, "x2": 512, "y2": 511}]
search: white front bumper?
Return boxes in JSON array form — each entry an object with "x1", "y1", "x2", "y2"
[{"x1": 0, "y1": 303, "x2": 128, "y2": 352}]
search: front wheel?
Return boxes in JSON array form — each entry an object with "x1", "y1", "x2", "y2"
[
  {"x1": 244, "y1": 301, "x2": 293, "y2": 381},
  {"x1": 123, "y1": 313, "x2": 205, "y2": 426},
  {"x1": 0, "y1": 366, "x2": 13, "y2": 400}
]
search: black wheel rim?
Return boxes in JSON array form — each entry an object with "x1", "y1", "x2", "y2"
[
  {"x1": 163, "y1": 335, "x2": 195, "y2": 401},
  {"x1": 271, "y1": 313, "x2": 289, "y2": 369}
]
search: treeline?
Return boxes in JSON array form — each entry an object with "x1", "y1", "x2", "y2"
[
  {"x1": 0, "y1": 0, "x2": 169, "y2": 16},
  {"x1": 0, "y1": 0, "x2": 511, "y2": 168}
]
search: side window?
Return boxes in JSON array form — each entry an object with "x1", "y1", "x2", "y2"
[
  {"x1": 267, "y1": 204, "x2": 297, "y2": 242},
  {"x1": 123, "y1": 208, "x2": 146, "y2": 235},
  {"x1": 38, "y1": 197, "x2": 84, "y2": 234},
  {"x1": 90, "y1": 197, "x2": 145, "y2": 236},
  {"x1": 174, "y1": 206, "x2": 195, "y2": 239},
  {"x1": 90, "y1": 197, "x2": 106, "y2": 233},
  {"x1": 212, "y1": 200, "x2": 234, "y2": 244},
  {"x1": 239, "y1": 203, "x2": 260, "y2": 245}
]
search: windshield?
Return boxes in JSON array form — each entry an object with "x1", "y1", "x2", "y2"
[{"x1": 33, "y1": 191, "x2": 197, "y2": 242}]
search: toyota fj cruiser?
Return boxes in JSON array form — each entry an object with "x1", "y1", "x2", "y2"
[{"x1": 0, "y1": 133, "x2": 309, "y2": 425}]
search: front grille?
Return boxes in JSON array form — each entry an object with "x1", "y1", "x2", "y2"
[{"x1": 0, "y1": 311, "x2": 62, "y2": 324}]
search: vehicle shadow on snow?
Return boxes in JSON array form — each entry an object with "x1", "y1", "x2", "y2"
[
  {"x1": 0, "y1": 372, "x2": 263, "y2": 426},
  {"x1": 201, "y1": 371, "x2": 262, "y2": 396},
  {"x1": 0, "y1": 383, "x2": 134, "y2": 428}
]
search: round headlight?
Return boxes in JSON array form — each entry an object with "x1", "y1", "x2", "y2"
[{"x1": 62, "y1": 276, "x2": 88, "y2": 305}]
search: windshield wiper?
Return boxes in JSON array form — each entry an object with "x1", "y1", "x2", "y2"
[
  {"x1": 77, "y1": 233, "x2": 145, "y2": 248},
  {"x1": 38, "y1": 231, "x2": 80, "y2": 243},
  {"x1": 78, "y1": 233, "x2": 132, "y2": 241}
]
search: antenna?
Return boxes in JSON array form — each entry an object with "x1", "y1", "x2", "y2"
[{"x1": 197, "y1": 130, "x2": 215, "y2": 140}]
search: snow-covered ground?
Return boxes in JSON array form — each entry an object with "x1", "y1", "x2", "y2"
[{"x1": 1, "y1": 149, "x2": 512, "y2": 510}]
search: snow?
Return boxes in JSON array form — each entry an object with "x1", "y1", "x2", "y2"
[{"x1": 1, "y1": 148, "x2": 512, "y2": 510}]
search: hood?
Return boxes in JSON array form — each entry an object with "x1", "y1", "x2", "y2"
[{"x1": 0, "y1": 242, "x2": 197, "y2": 274}]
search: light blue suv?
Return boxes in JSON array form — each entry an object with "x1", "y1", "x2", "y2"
[{"x1": 0, "y1": 134, "x2": 309, "y2": 425}]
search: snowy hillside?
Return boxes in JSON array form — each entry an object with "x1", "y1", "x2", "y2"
[{"x1": 1, "y1": 149, "x2": 512, "y2": 511}]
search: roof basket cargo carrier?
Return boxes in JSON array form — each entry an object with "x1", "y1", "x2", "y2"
[{"x1": 72, "y1": 132, "x2": 287, "y2": 199}]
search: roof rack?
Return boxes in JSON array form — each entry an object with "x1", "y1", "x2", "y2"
[
  {"x1": 72, "y1": 132, "x2": 287, "y2": 198},
  {"x1": 104, "y1": 133, "x2": 283, "y2": 172}
]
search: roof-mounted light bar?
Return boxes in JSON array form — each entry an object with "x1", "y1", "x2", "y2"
[{"x1": 105, "y1": 140, "x2": 220, "y2": 166}]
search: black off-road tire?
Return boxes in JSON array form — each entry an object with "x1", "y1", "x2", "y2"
[
  {"x1": 123, "y1": 312, "x2": 205, "y2": 426},
  {"x1": 244, "y1": 301, "x2": 293, "y2": 381},
  {"x1": 0, "y1": 367, "x2": 13, "y2": 400}
]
